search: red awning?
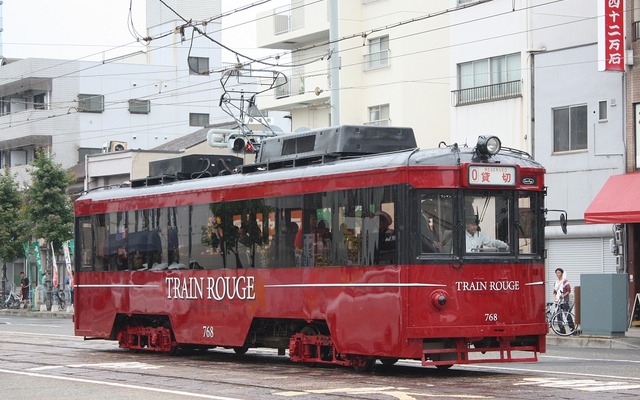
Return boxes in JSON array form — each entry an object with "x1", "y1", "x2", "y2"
[{"x1": 584, "y1": 172, "x2": 640, "y2": 223}]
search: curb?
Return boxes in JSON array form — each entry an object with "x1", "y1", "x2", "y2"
[
  {"x1": 0, "y1": 309, "x2": 73, "y2": 319},
  {"x1": 547, "y1": 334, "x2": 640, "y2": 350}
]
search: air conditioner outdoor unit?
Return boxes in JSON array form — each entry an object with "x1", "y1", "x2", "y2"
[{"x1": 109, "y1": 141, "x2": 128, "y2": 152}]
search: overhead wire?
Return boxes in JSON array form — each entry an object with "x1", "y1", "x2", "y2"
[{"x1": 1, "y1": 0, "x2": 586, "y2": 140}]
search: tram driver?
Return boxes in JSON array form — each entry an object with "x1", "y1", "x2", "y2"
[{"x1": 465, "y1": 215, "x2": 508, "y2": 252}]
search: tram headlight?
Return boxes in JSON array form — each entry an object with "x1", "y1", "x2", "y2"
[
  {"x1": 430, "y1": 290, "x2": 448, "y2": 310},
  {"x1": 476, "y1": 135, "x2": 501, "y2": 156}
]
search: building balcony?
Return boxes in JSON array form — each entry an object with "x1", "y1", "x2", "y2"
[
  {"x1": 451, "y1": 80, "x2": 522, "y2": 106},
  {"x1": 257, "y1": 61, "x2": 330, "y2": 112},
  {"x1": 256, "y1": 0, "x2": 329, "y2": 50}
]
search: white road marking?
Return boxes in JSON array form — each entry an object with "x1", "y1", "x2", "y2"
[
  {"x1": 515, "y1": 377, "x2": 640, "y2": 392},
  {"x1": 273, "y1": 387, "x2": 491, "y2": 399},
  {"x1": 460, "y1": 363, "x2": 640, "y2": 382},
  {"x1": 541, "y1": 354, "x2": 640, "y2": 364},
  {"x1": 0, "y1": 368, "x2": 242, "y2": 400},
  {"x1": 29, "y1": 361, "x2": 162, "y2": 371}
]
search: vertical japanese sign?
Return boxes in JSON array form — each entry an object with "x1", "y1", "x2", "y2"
[
  {"x1": 599, "y1": 0, "x2": 625, "y2": 72},
  {"x1": 23, "y1": 243, "x2": 31, "y2": 308},
  {"x1": 63, "y1": 241, "x2": 73, "y2": 287},
  {"x1": 32, "y1": 242, "x2": 43, "y2": 284},
  {"x1": 51, "y1": 242, "x2": 59, "y2": 287}
]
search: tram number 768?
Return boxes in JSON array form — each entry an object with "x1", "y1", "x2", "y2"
[
  {"x1": 202, "y1": 326, "x2": 215, "y2": 338},
  {"x1": 485, "y1": 313, "x2": 498, "y2": 322}
]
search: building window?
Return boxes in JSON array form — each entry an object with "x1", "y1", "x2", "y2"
[
  {"x1": 366, "y1": 104, "x2": 390, "y2": 126},
  {"x1": 553, "y1": 105, "x2": 587, "y2": 152},
  {"x1": 454, "y1": 53, "x2": 521, "y2": 105},
  {"x1": 0, "y1": 99, "x2": 9, "y2": 116},
  {"x1": 364, "y1": 36, "x2": 389, "y2": 70},
  {"x1": 598, "y1": 100, "x2": 608, "y2": 121},
  {"x1": 34, "y1": 93, "x2": 47, "y2": 110},
  {"x1": 78, "y1": 94, "x2": 105, "y2": 113},
  {"x1": 188, "y1": 57, "x2": 209, "y2": 75},
  {"x1": 189, "y1": 113, "x2": 209, "y2": 127},
  {"x1": 128, "y1": 99, "x2": 150, "y2": 114}
]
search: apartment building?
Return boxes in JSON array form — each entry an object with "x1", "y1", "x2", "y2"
[
  {"x1": 0, "y1": 0, "x2": 227, "y2": 188},
  {"x1": 254, "y1": 0, "x2": 626, "y2": 302}
]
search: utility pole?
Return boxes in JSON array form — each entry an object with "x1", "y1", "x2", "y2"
[{"x1": 329, "y1": 0, "x2": 340, "y2": 125}]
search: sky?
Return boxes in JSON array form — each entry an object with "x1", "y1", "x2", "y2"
[{"x1": 1, "y1": 0, "x2": 283, "y2": 63}]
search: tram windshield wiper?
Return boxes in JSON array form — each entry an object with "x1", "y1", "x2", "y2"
[{"x1": 441, "y1": 222, "x2": 462, "y2": 246}]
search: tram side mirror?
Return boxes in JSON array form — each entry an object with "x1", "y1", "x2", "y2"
[
  {"x1": 545, "y1": 208, "x2": 568, "y2": 235},
  {"x1": 560, "y1": 213, "x2": 567, "y2": 235}
]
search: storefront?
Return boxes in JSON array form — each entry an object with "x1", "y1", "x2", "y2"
[{"x1": 584, "y1": 172, "x2": 640, "y2": 319}]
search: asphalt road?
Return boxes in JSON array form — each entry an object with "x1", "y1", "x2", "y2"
[{"x1": 1, "y1": 315, "x2": 640, "y2": 400}]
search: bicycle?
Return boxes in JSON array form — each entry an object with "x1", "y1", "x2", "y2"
[
  {"x1": 51, "y1": 286, "x2": 67, "y2": 310},
  {"x1": 547, "y1": 300, "x2": 577, "y2": 336}
]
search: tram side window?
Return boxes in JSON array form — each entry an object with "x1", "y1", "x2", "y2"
[
  {"x1": 76, "y1": 216, "x2": 95, "y2": 271},
  {"x1": 464, "y1": 192, "x2": 511, "y2": 253},
  {"x1": 167, "y1": 206, "x2": 189, "y2": 268},
  {"x1": 295, "y1": 194, "x2": 334, "y2": 267},
  {"x1": 420, "y1": 192, "x2": 455, "y2": 254},
  {"x1": 99, "y1": 212, "x2": 129, "y2": 271},
  {"x1": 126, "y1": 209, "x2": 163, "y2": 271},
  {"x1": 517, "y1": 192, "x2": 540, "y2": 255},
  {"x1": 333, "y1": 186, "x2": 397, "y2": 266},
  {"x1": 93, "y1": 213, "x2": 108, "y2": 270},
  {"x1": 284, "y1": 185, "x2": 397, "y2": 267},
  {"x1": 192, "y1": 200, "x2": 272, "y2": 269},
  {"x1": 190, "y1": 204, "x2": 218, "y2": 269}
]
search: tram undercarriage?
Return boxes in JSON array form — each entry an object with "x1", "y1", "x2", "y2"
[{"x1": 108, "y1": 314, "x2": 543, "y2": 371}]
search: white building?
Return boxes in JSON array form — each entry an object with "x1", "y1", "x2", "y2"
[
  {"x1": 255, "y1": 0, "x2": 451, "y2": 147},
  {"x1": 0, "y1": 0, "x2": 227, "y2": 188},
  {"x1": 254, "y1": 0, "x2": 623, "y2": 301}
]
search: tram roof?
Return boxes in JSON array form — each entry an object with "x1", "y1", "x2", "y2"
[{"x1": 77, "y1": 139, "x2": 543, "y2": 204}]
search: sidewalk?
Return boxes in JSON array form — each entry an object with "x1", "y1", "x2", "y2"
[
  {"x1": 2, "y1": 307, "x2": 639, "y2": 349},
  {"x1": 0, "y1": 306, "x2": 74, "y2": 319},
  {"x1": 547, "y1": 326, "x2": 640, "y2": 350}
]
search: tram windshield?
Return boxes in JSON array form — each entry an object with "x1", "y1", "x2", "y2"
[
  {"x1": 417, "y1": 189, "x2": 542, "y2": 257},
  {"x1": 464, "y1": 192, "x2": 511, "y2": 253}
]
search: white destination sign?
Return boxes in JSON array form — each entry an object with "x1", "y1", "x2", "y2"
[{"x1": 468, "y1": 165, "x2": 516, "y2": 186}]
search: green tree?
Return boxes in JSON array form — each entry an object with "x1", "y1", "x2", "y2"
[
  {"x1": 24, "y1": 150, "x2": 74, "y2": 279},
  {"x1": 0, "y1": 168, "x2": 28, "y2": 299}
]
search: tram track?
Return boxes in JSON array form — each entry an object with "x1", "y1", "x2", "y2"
[
  {"x1": 6, "y1": 322, "x2": 640, "y2": 399},
  {"x1": 1, "y1": 327, "x2": 495, "y2": 400}
]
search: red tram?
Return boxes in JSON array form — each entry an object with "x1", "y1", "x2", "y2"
[{"x1": 73, "y1": 125, "x2": 548, "y2": 370}]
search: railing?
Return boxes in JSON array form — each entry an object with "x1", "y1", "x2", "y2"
[
  {"x1": 451, "y1": 80, "x2": 522, "y2": 106},
  {"x1": 274, "y1": 0, "x2": 305, "y2": 35},
  {"x1": 274, "y1": 68, "x2": 305, "y2": 99},
  {"x1": 364, "y1": 119, "x2": 390, "y2": 127}
]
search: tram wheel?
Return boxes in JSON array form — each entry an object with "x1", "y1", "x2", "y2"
[
  {"x1": 300, "y1": 324, "x2": 321, "y2": 336},
  {"x1": 353, "y1": 359, "x2": 375, "y2": 373},
  {"x1": 380, "y1": 357, "x2": 398, "y2": 366},
  {"x1": 233, "y1": 346, "x2": 249, "y2": 355},
  {"x1": 436, "y1": 364, "x2": 453, "y2": 370}
]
